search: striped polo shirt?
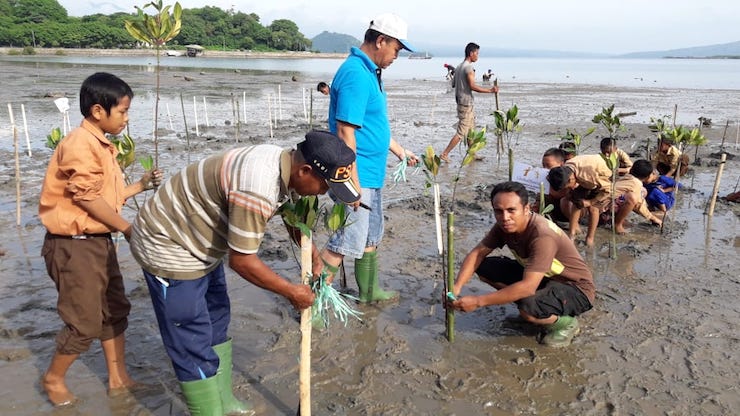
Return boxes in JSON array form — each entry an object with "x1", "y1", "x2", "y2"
[{"x1": 130, "y1": 145, "x2": 291, "y2": 280}]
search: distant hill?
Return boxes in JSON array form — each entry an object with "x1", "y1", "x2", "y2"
[
  {"x1": 309, "y1": 31, "x2": 740, "y2": 59},
  {"x1": 618, "y1": 40, "x2": 740, "y2": 58},
  {"x1": 311, "y1": 31, "x2": 360, "y2": 53}
]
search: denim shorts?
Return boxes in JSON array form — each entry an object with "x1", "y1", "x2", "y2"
[{"x1": 326, "y1": 187, "x2": 384, "y2": 259}]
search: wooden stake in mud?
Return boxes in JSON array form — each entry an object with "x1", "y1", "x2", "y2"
[
  {"x1": 706, "y1": 153, "x2": 727, "y2": 216},
  {"x1": 8, "y1": 104, "x2": 21, "y2": 225},
  {"x1": 446, "y1": 212, "x2": 455, "y2": 342},
  {"x1": 166, "y1": 102, "x2": 174, "y2": 130},
  {"x1": 267, "y1": 93, "x2": 274, "y2": 138},
  {"x1": 494, "y1": 78, "x2": 504, "y2": 156},
  {"x1": 432, "y1": 182, "x2": 444, "y2": 315},
  {"x1": 20, "y1": 104, "x2": 31, "y2": 157},
  {"x1": 298, "y1": 233, "x2": 312, "y2": 416},
  {"x1": 193, "y1": 96, "x2": 200, "y2": 136},
  {"x1": 720, "y1": 120, "x2": 729, "y2": 151},
  {"x1": 203, "y1": 96, "x2": 210, "y2": 128},
  {"x1": 179, "y1": 92, "x2": 191, "y2": 164}
]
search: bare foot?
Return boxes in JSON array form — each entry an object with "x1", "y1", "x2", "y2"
[
  {"x1": 42, "y1": 375, "x2": 78, "y2": 407},
  {"x1": 615, "y1": 225, "x2": 628, "y2": 235},
  {"x1": 585, "y1": 236, "x2": 595, "y2": 247},
  {"x1": 109, "y1": 375, "x2": 138, "y2": 391}
]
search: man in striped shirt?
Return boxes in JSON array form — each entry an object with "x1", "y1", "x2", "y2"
[{"x1": 130, "y1": 130, "x2": 359, "y2": 415}]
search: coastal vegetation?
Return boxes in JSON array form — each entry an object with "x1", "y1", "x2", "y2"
[{"x1": 0, "y1": 0, "x2": 311, "y2": 52}]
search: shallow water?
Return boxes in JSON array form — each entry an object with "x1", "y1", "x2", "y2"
[{"x1": 0, "y1": 60, "x2": 738, "y2": 415}]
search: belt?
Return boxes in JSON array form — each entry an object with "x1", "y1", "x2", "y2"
[{"x1": 47, "y1": 232, "x2": 112, "y2": 240}]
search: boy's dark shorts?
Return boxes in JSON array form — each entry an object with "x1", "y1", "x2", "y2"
[{"x1": 475, "y1": 256, "x2": 592, "y2": 319}]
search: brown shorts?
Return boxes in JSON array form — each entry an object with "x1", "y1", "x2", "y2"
[
  {"x1": 42, "y1": 233, "x2": 130, "y2": 354},
  {"x1": 569, "y1": 187, "x2": 610, "y2": 209},
  {"x1": 455, "y1": 104, "x2": 475, "y2": 139}
]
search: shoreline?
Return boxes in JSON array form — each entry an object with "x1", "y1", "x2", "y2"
[{"x1": 0, "y1": 47, "x2": 347, "y2": 60}]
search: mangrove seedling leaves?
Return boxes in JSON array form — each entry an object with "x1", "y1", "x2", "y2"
[
  {"x1": 324, "y1": 203, "x2": 349, "y2": 233},
  {"x1": 139, "y1": 155, "x2": 154, "y2": 171},
  {"x1": 46, "y1": 127, "x2": 63, "y2": 149}
]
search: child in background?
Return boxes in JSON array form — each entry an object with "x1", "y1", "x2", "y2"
[
  {"x1": 632, "y1": 159, "x2": 676, "y2": 215},
  {"x1": 38, "y1": 72, "x2": 162, "y2": 406}
]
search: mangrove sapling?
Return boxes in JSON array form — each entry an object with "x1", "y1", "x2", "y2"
[
  {"x1": 594, "y1": 106, "x2": 625, "y2": 256},
  {"x1": 125, "y1": 0, "x2": 183, "y2": 168},
  {"x1": 420, "y1": 146, "x2": 444, "y2": 317},
  {"x1": 559, "y1": 127, "x2": 596, "y2": 156},
  {"x1": 279, "y1": 196, "x2": 362, "y2": 328},
  {"x1": 421, "y1": 128, "x2": 487, "y2": 342},
  {"x1": 492, "y1": 105, "x2": 521, "y2": 180},
  {"x1": 592, "y1": 104, "x2": 626, "y2": 139}
]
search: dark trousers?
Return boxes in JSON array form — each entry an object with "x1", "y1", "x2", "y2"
[
  {"x1": 476, "y1": 256, "x2": 592, "y2": 319},
  {"x1": 144, "y1": 263, "x2": 230, "y2": 382}
]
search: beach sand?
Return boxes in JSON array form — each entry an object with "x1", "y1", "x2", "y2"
[{"x1": 0, "y1": 59, "x2": 738, "y2": 415}]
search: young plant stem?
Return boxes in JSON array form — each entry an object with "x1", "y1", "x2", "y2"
[{"x1": 507, "y1": 148, "x2": 514, "y2": 181}]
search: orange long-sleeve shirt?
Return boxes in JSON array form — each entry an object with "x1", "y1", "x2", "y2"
[{"x1": 39, "y1": 119, "x2": 125, "y2": 235}]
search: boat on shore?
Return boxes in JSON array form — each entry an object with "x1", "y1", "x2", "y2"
[{"x1": 409, "y1": 51, "x2": 432, "y2": 59}]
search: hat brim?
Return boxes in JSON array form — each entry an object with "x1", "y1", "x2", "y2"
[
  {"x1": 328, "y1": 179, "x2": 361, "y2": 204},
  {"x1": 398, "y1": 39, "x2": 416, "y2": 53}
]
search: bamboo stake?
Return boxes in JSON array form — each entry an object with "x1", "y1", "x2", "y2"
[
  {"x1": 203, "y1": 96, "x2": 209, "y2": 128},
  {"x1": 432, "y1": 182, "x2": 443, "y2": 316},
  {"x1": 166, "y1": 102, "x2": 174, "y2": 130},
  {"x1": 179, "y1": 92, "x2": 191, "y2": 164},
  {"x1": 267, "y1": 93, "x2": 274, "y2": 138},
  {"x1": 9, "y1": 104, "x2": 21, "y2": 225},
  {"x1": 302, "y1": 87, "x2": 307, "y2": 123},
  {"x1": 494, "y1": 78, "x2": 504, "y2": 158},
  {"x1": 235, "y1": 98, "x2": 241, "y2": 143},
  {"x1": 720, "y1": 120, "x2": 729, "y2": 151},
  {"x1": 735, "y1": 119, "x2": 739, "y2": 150},
  {"x1": 446, "y1": 212, "x2": 455, "y2": 343},
  {"x1": 706, "y1": 153, "x2": 727, "y2": 216},
  {"x1": 193, "y1": 96, "x2": 199, "y2": 136},
  {"x1": 298, "y1": 233, "x2": 312, "y2": 416},
  {"x1": 20, "y1": 104, "x2": 31, "y2": 157},
  {"x1": 278, "y1": 84, "x2": 283, "y2": 121},
  {"x1": 308, "y1": 89, "x2": 314, "y2": 131},
  {"x1": 672, "y1": 104, "x2": 677, "y2": 128},
  {"x1": 242, "y1": 91, "x2": 247, "y2": 124}
]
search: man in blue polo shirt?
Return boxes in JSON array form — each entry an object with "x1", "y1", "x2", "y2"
[{"x1": 320, "y1": 13, "x2": 419, "y2": 303}]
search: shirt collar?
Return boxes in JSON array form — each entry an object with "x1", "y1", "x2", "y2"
[{"x1": 350, "y1": 46, "x2": 383, "y2": 90}]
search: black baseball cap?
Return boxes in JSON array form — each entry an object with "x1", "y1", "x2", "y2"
[{"x1": 297, "y1": 130, "x2": 361, "y2": 204}]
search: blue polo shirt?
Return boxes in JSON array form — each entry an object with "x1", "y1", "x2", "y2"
[{"x1": 329, "y1": 47, "x2": 390, "y2": 189}]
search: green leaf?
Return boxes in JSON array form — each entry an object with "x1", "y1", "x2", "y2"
[
  {"x1": 139, "y1": 155, "x2": 154, "y2": 171},
  {"x1": 325, "y1": 203, "x2": 348, "y2": 232}
]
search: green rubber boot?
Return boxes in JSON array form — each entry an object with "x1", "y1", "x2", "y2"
[
  {"x1": 180, "y1": 376, "x2": 223, "y2": 416},
  {"x1": 541, "y1": 316, "x2": 581, "y2": 347},
  {"x1": 355, "y1": 251, "x2": 398, "y2": 303},
  {"x1": 212, "y1": 339, "x2": 255, "y2": 415}
]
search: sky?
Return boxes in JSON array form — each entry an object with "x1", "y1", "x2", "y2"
[{"x1": 58, "y1": 0, "x2": 740, "y2": 54}]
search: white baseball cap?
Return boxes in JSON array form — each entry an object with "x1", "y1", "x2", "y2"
[{"x1": 368, "y1": 13, "x2": 416, "y2": 52}]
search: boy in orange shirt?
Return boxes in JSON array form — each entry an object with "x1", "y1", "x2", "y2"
[{"x1": 38, "y1": 72, "x2": 162, "y2": 406}]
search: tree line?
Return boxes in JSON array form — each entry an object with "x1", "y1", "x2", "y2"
[{"x1": 0, "y1": 0, "x2": 312, "y2": 51}]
